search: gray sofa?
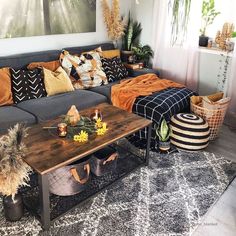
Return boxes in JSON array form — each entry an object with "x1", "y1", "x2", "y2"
[{"x1": 0, "y1": 43, "x2": 119, "y2": 133}]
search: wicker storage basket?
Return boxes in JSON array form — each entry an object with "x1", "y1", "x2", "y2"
[
  {"x1": 190, "y1": 92, "x2": 230, "y2": 140},
  {"x1": 47, "y1": 155, "x2": 91, "y2": 196},
  {"x1": 91, "y1": 147, "x2": 118, "y2": 176}
]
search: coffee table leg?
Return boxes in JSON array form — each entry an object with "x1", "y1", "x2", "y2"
[
  {"x1": 145, "y1": 124, "x2": 152, "y2": 166},
  {"x1": 38, "y1": 174, "x2": 50, "y2": 230}
]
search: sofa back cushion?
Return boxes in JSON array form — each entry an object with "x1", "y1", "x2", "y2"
[
  {"x1": 43, "y1": 67, "x2": 74, "y2": 96},
  {"x1": 101, "y1": 49, "x2": 120, "y2": 59},
  {"x1": 27, "y1": 60, "x2": 60, "y2": 71},
  {"x1": 10, "y1": 68, "x2": 47, "y2": 104},
  {"x1": 0, "y1": 68, "x2": 13, "y2": 106}
]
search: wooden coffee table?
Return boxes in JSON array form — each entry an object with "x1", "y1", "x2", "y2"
[{"x1": 23, "y1": 103, "x2": 152, "y2": 230}]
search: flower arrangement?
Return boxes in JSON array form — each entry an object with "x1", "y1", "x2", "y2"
[
  {"x1": 63, "y1": 107, "x2": 108, "y2": 143},
  {"x1": 0, "y1": 124, "x2": 32, "y2": 200},
  {"x1": 101, "y1": 0, "x2": 126, "y2": 41}
]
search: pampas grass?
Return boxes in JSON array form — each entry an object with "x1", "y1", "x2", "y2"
[
  {"x1": 0, "y1": 124, "x2": 31, "y2": 200},
  {"x1": 101, "y1": 0, "x2": 125, "y2": 41}
]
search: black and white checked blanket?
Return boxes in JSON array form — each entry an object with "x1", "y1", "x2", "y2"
[{"x1": 128, "y1": 87, "x2": 195, "y2": 149}]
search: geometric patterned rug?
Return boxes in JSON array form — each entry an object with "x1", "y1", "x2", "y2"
[{"x1": 1, "y1": 151, "x2": 236, "y2": 236}]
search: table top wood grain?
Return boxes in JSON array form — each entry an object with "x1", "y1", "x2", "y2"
[{"x1": 23, "y1": 103, "x2": 152, "y2": 175}]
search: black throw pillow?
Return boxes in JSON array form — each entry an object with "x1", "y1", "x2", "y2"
[
  {"x1": 101, "y1": 57, "x2": 128, "y2": 83},
  {"x1": 10, "y1": 68, "x2": 47, "y2": 104}
]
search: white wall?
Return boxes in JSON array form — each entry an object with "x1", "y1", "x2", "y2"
[
  {"x1": 131, "y1": 0, "x2": 154, "y2": 46},
  {"x1": 0, "y1": 0, "x2": 131, "y2": 56}
]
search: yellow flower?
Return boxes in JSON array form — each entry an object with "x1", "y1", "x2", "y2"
[
  {"x1": 96, "y1": 123, "x2": 108, "y2": 136},
  {"x1": 96, "y1": 118, "x2": 103, "y2": 128},
  {"x1": 73, "y1": 130, "x2": 88, "y2": 142}
]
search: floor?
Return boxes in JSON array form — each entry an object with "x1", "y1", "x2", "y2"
[{"x1": 193, "y1": 114, "x2": 236, "y2": 236}]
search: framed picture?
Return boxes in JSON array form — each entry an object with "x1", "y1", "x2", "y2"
[{"x1": 0, "y1": 0, "x2": 96, "y2": 39}]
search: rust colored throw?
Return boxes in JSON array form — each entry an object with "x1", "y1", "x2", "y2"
[{"x1": 111, "y1": 73, "x2": 185, "y2": 112}]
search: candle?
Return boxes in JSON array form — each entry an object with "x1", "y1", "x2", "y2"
[
  {"x1": 57, "y1": 123, "x2": 67, "y2": 137},
  {"x1": 91, "y1": 109, "x2": 102, "y2": 121}
]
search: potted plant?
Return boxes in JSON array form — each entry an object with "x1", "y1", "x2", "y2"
[
  {"x1": 156, "y1": 119, "x2": 171, "y2": 151},
  {"x1": 121, "y1": 12, "x2": 142, "y2": 62},
  {"x1": 132, "y1": 44, "x2": 154, "y2": 67},
  {"x1": 0, "y1": 124, "x2": 31, "y2": 221},
  {"x1": 199, "y1": 0, "x2": 220, "y2": 47}
]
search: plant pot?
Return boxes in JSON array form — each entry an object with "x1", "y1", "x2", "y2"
[
  {"x1": 3, "y1": 193, "x2": 24, "y2": 221},
  {"x1": 199, "y1": 35, "x2": 209, "y2": 47},
  {"x1": 121, "y1": 50, "x2": 134, "y2": 63},
  {"x1": 159, "y1": 141, "x2": 170, "y2": 151}
]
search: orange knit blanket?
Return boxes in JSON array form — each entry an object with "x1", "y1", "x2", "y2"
[{"x1": 111, "y1": 73, "x2": 185, "y2": 112}]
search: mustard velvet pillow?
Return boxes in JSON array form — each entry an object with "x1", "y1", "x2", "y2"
[
  {"x1": 102, "y1": 49, "x2": 120, "y2": 59},
  {"x1": 0, "y1": 67, "x2": 13, "y2": 106},
  {"x1": 43, "y1": 67, "x2": 74, "y2": 96}
]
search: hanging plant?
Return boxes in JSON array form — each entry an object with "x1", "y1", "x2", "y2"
[{"x1": 169, "y1": 0, "x2": 192, "y2": 46}]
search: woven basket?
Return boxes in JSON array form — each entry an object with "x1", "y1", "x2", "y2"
[
  {"x1": 91, "y1": 147, "x2": 118, "y2": 176},
  {"x1": 190, "y1": 93, "x2": 230, "y2": 140},
  {"x1": 47, "y1": 155, "x2": 91, "y2": 196}
]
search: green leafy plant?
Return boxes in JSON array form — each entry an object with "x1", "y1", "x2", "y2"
[
  {"x1": 132, "y1": 44, "x2": 154, "y2": 66},
  {"x1": 156, "y1": 119, "x2": 171, "y2": 142},
  {"x1": 122, "y1": 12, "x2": 142, "y2": 51},
  {"x1": 232, "y1": 32, "x2": 236, "y2": 38},
  {"x1": 169, "y1": 0, "x2": 192, "y2": 45},
  {"x1": 200, "y1": 0, "x2": 220, "y2": 36}
]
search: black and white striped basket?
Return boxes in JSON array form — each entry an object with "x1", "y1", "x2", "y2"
[{"x1": 170, "y1": 113, "x2": 210, "y2": 151}]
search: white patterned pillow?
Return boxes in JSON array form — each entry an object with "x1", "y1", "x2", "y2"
[{"x1": 60, "y1": 49, "x2": 108, "y2": 89}]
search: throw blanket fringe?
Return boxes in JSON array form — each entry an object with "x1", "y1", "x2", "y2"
[{"x1": 111, "y1": 73, "x2": 185, "y2": 112}]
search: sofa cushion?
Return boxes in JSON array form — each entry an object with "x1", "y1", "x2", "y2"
[
  {"x1": 0, "y1": 67, "x2": 13, "y2": 106},
  {"x1": 0, "y1": 106, "x2": 36, "y2": 134},
  {"x1": 16, "y1": 90, "x2": 108, "y2": 122},
  {"x1": 43, "y1": 67, "x2": 74, "y2": 96},
  {"x1": 27, "y1": 60, "x2": 60, "y2": 71},
  {"x1": 101, "y1": 57, "x2": 128, "y2": 82},
  {"x1": 10, "y1": 68, "x2": 47, "y2": 104},
  {"x1": 89, "y1": 81, "x2": 119, "y2": 101},
  {"x1": 59, "y1": 50, "x2": 108, "y2": 89}
]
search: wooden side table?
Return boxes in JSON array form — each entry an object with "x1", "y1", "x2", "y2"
[{"x1": 125, "y1": 65, "x2": 160, "y2": 77}]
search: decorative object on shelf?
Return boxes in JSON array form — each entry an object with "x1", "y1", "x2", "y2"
[
  {"x1": 215, "y1": 23, "x2": 235, "y2": 51},
  {"x1": 57, "y1": 123, "x2": 68, "y2": 137},
  {"x1": 170, "y1": 113, "x2": 210, "y2": 151},
  {"x1": 91, "y1": 146, "x2": 118, "y2": 176},
  {"x1": 156, "y1": 119, "x2": 171, "y2": 151},
  {"x1": 121, "y1": 12, "x2": 142, "y2": 62},
  {"x1": 66, "y1": 105, "x2": 81, "y2": 126},
  {"x1": 199, "y1": 0, "x2": 220, "y2": 47},
  {"x1": 132, "y1": 44, "x2": 154, "y2": 67},
  {"x1": 47, "y1": 155, "x2": 91, "y2": 196},
  {"x1": 190, "y1": 93, "x2": 230, "y2": 140},
  {"x1": 101, "y1": 0, "x2": 125, "y2": 44},
  {"x1": 169, "y1": 0, "x2": 192, "y2": 46},
  {"x1": 0, "y1": 124, "x2": 31, "y2": 221}
]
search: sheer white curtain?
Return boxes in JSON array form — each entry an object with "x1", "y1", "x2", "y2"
[{"x1": 151, "y1": 0, "x2": 201, "y2": 91}]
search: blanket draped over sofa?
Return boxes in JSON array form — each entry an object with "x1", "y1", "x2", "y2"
[
  {"x1": 111, "y1": 73, "x2": 194, "y2": 149},
  {"x1": 111, "y1": 73, "x2": 185, "y2": 112}
]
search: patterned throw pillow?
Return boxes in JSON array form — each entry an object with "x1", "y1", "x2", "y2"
[
  {"x1": 10, "y1": 68, "x2": 47, "y2": 104},
  {"x1": 101, "y1": 57, "x2": 128, "y2": 83},
  {"x1": 59, "y1": 49, "x2": 108, "y2": 89}
]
